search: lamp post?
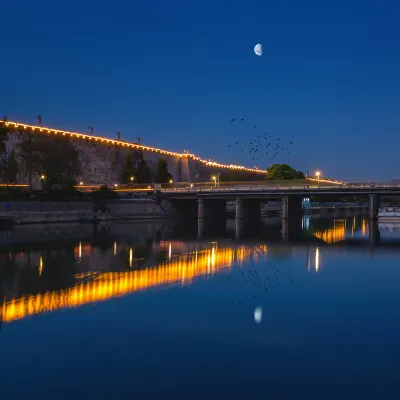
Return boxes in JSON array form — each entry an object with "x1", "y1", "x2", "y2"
[
  {"x1": 212, "y1": 175, "x2": 216, "y2": 187},
  {"x1": 315, "y1": 171, "x2": 321, "y2": 188},
  {"x1": 40, "y1": 175, "x2": 46, "y2": 192},
  {"x1": 130, "y1": 176, "x2": 134, "y2": 188}
]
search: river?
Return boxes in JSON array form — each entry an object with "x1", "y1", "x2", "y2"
[{"x1": 0, "y1": 215, "x2": 399, "y2": 399}]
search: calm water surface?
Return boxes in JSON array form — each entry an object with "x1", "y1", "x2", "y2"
[{"x1": 0, "y1": 215, "x2": 400, "y2": 399}]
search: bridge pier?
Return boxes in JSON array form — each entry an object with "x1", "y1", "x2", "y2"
[
  {"x1": 281, "y1": 195, "x2": 303, "y2": 240},
  {"x1": 198, "y1": 198, "x2": 226, "y2": 220},
  {"x1": 197, "y1": 198, "x2": 227, "y2": 238},
  {"x1": 369, "y1": 194, "x2": 380, "y2": 220},
  {"x1": 235, "y1": 198, "x2": 261, "y2": 221},
  {"x1": 369, "y1": 219, "x2": 380, "y2": 245}
]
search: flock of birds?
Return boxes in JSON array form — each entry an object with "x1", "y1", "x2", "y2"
[
  {"x1": 228, "y1": 258, "x2": 295, "y2": 314},
  {"x1": 227, "y1": 118, "x2": 295, "y2": 163}
]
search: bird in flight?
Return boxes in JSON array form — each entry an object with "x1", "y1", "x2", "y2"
[
  {"x1": 240, "y1": 118, "x2": 244, "y2": 121},
  {"x1": 231, "y1": 118, "x2": 235, "y2": 122}
]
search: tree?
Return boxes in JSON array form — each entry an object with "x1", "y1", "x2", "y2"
[
  {"x1": 2, "y1": 149, "x2": 18, "y2": 183},
  {"x1": 137, "y1": 160, "x2": 152, "y2": 183},
  {"x1": 0, "y1": 121, "x2": 8, "y2": 157},
  {"x1": 266, "y1": 164, "x2": 305, "y2": 180},
  {"x1": 121, "y1": 151, "x2": 137, "y2": 183},
  {"x1": 296, "y1": 170, "x2": 305, "y2": 179},
  {"x1": 18, "y1": 133, "x2": 80, "y2": 190},
  {"x1": 156, "y1": 158, "x2": 172, "y2": 183}
]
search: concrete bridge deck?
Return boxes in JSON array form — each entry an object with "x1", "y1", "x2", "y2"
[{"x1": 160, "y1": 185, "x2": 400, "y2": 199}]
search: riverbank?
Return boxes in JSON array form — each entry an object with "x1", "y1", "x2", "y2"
[{"x1": 0, "y1": 199, "x2": 177, "y2": 226}]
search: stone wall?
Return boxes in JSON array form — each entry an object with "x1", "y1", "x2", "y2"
[
  {"x1": 3, "y1": 130, "x2": 183, "y2": 188},
  {"x1": 1, "y1": 124, "x2": 265, "y2": 188}
]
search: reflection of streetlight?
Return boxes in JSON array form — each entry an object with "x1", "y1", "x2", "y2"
[
  {"x1": 315, "y1": 171, "x2": 321, "y2": 188},
  {"x1": 315, "y1": 247, "x2": 320, "y2": 272}
]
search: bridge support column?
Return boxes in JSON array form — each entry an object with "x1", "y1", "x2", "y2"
[
  {"x1": 369, "y1": 219, "x2": 380, "y2": 246},
  {"x1": 369, "y1": 194, "x2": 380, "y2": 220},
  {"x1": 281, "y1": 195, "x2": 303, "y2": 240},
  {"x1": 198, "y1": 198, "x2": 205, "y2": 219},
  {"x1": 198, "y1": 217, "x2": 204, "y2": 238},
  {"x1": 236, "y1": 197, "x2": 246, "y2": 219},
  {"x1": 197, "y1": 198, "x2": 227, "y2": 238},
  {"x1": 235, "y1": 198, "x2": 261, "y2": 221}
]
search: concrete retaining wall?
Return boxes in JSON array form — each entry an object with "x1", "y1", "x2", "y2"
[{"x1": 0, "y1": 200, "x2": 172, "y2": 225}]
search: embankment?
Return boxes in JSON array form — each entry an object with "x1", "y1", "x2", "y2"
[{"x1": 0, "y1": 200, "x2": 177, "y2": 226}]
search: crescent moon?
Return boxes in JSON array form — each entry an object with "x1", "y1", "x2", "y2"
[{"x1": 254, "y1": 43, "x2": 263, "y2": 56}]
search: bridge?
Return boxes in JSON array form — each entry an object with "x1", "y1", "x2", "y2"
[{"x1": 159, "y1": 184, "x2": 400, "y2": 240}]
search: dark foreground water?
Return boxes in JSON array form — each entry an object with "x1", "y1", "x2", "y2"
[{"x1": 0, "y1": 214, "x2": 400, "y2": 399}]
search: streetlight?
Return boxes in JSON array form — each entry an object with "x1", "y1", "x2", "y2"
[
  {"x1": 315, "y1": 171, "x2": 321, "y2": 188},
  {"x1": 79, "y1": 181, "x2": 83, "y2": 186},
  {"x1": 212, "y1": 176, "x2": 216, "y2": 187},
  {"x1": 40, "y1": 175, "x2": 46, "y2": 192}
]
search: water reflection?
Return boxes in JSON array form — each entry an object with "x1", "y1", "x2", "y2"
[
  {"x1": 0, "y1": 242, "x2": 268, "y2": 324},
  {"x1": 1, "y1": 215, "x2": 400, "y2": 326}
]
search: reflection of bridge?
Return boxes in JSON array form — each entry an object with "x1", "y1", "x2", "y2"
[{"x1": 0, "y1": 244, "x2": 267, "y2": 324}]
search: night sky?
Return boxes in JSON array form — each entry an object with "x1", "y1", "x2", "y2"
[{"x1": 1, "y1": 0, "x2": 399, "y2": 180}]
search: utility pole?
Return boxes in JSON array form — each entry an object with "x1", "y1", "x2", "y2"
[
  {"x1": 36, "y1": 114, "x2": 42, "y2": 126},
  {"x1": 88, "y1": 126, "x2": 94, "y2": 135}
]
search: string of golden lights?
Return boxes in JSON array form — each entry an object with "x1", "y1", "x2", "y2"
[{"x1": 1, "y1": 120, "x2": 267, "y2": 174}]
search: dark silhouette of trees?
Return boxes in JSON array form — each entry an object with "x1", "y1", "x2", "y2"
[
  {"x1": 136, "y1": 160, "x2": 152, "y2": 183},
  {"x1": 121, "y1": 151, "x2": 137, "y2": 183},
  {"x1": 156, "y1": 158, "x2": 172, "y2": 183},
  {"x1": 18, "y1": 133, "x2": 80, "y2": 190},
  {"x1": 266, "y1": 164, "x2": 306, "y2": 180},
  {"x1": 2, "y1": 150, "x2": 18, "y2": 183}
]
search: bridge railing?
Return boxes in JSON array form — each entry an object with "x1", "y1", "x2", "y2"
[{"x1": 160, "y1": 183, "x2": 400, "y2": 193}]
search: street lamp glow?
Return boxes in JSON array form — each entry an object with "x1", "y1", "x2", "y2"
[
  {"x1": 130, "y1": 176, "x2": 134, "y2": 181},
  {"x1": 79, "y1": 181, "x2": 83, "y2": 185},
  {"x1": 114, "y1": 184, "x2": 118, "y2": 187},
  {"x1": 315, "y1": 171, "x2": 321, "y2": 188},
  {"x1": 169, "y1": 179, "x2": 173, "y2": 184},
  {"x1": 41, "y1": 175, "x2": 45, "y2": 180},
  {"x1": 212, "y1": 176, "x2": 216, "y2": 180}
]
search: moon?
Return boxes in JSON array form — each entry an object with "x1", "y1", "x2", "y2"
[
  {"x1": 254, "y1": 306, "x2": 262, "y2": 324},
  {"x1": 254, "y1": 43, "x2": 262, "y2": 56}
]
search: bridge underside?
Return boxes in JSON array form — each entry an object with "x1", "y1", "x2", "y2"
[{"x1": 167, "y1": 192, "x2": 383, "y2": 242}]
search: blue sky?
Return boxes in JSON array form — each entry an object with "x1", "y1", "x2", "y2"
[{"x1": 1, "y1": 0, "x2": 399, "y2": 180}]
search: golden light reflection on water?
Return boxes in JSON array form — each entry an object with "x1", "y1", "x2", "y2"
[
  {"x1": 0, "y1": 244, "x2": 268, "y2": 324},
  {"x1": 314, "y1": 220, "x2": 346, "y2": 244}
]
